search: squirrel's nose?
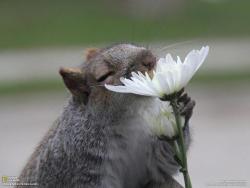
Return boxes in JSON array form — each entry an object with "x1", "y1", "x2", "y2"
[{"x1": 142, "y1": 56, "x2": 156, "y2": 70}]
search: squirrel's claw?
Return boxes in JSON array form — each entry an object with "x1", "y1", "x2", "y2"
[
  {"x1": 180, "y1": 100, "x2": 195, "y2": 121},
  {"x1": 177, "y1": 92, "x2": 195, "y2": 125}
]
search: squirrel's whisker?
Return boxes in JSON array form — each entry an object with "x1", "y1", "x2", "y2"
[{"x1": 156, "y1": 40, "x2": 195, "y2": 53}]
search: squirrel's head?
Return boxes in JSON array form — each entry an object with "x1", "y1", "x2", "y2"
[{"x1": 60, "y1": 43, "x2": 156, "y2": 107}]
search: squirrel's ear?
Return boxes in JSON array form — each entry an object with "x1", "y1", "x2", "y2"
[
  {"x1": 85, "y1": 48, "x2": 99, "y2": 61},
  {"x1": 59, "y1": 67, "x2": 90, "y2": 104}
]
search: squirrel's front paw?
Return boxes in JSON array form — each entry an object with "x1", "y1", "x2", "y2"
[{"x1": 177, "y1": 91, "x2": 195, "y2": 126}]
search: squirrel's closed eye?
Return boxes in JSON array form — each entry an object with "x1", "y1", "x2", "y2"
[{"x1": 96, "y1": 71, "x2": 114, "y2": 82}]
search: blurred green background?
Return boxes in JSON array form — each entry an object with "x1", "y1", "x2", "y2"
[{"x1": 1, "y1": 0, "x2": 250, "y2": 49}]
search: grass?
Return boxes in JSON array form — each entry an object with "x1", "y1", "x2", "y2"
[
  {"x1": 1, "y1": 71, "x2": 249, "y2": 96},
  {"x1": 0, "y1": 0, "x2": 250, "y2": 49}
]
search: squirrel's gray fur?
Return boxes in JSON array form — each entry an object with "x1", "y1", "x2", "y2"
[{"x1": 17, "y1": 44, "x2": 193, "y2": 188}]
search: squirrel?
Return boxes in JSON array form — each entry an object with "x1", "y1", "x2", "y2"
[{"x1": 17, "y1": 43, "x2": 195, "y2": 188}]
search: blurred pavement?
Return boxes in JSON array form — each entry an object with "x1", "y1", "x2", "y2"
[{"x1": 0, "y1": 39, "x2": 250, "y2": 82}]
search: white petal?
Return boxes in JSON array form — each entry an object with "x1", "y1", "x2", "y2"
[
  {"x1": 198, "y1": 46, "x2": 209, "y2": 71},
  {"x1": 184, "y1": 46, "x2": 209, "y2": 73},
  {"x1": 179, "y1": 64, "x2": 193, "y2": 88},
  {"x1": 177, "y1": 56, "x2": 182, "y2": 64},
  {"x1": 153, "y1": 73, "x2": 171, "y2": 95},
  {"x1": 131, "y1": 72, "x2": 146, "y2": 82},
  {"x1": 105, "y1": 84, "x2": 128, "y2": 93},
  {"x1": 165, "y1": 54, "x2": 176, "y2": 65},
  {"x1": 166, "y1": 69, "x2": 178, "y2": 93},
  {"x1": 180, "y1": 46, "x2": 209, "y2": 86}
]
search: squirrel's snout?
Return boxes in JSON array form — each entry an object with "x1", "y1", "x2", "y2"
[{"x1": 142, "y1": 55, "x2": 156, "y2": 71}]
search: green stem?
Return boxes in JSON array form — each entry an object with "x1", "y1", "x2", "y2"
[{"x1": 171, "y1": 98, "x2": 192, "y2": 188}]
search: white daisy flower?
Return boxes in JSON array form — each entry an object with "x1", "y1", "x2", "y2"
[
  {"x1": 105, "y1": 46, "x2": 209, "y2": 97},
  {"x1": 141, "y1": 100, "x2": 185, "y2": 138}
]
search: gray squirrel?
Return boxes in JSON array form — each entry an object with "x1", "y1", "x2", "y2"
[{"x1": 17, "y1": 44, "x2": 195, "y2": 188}]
